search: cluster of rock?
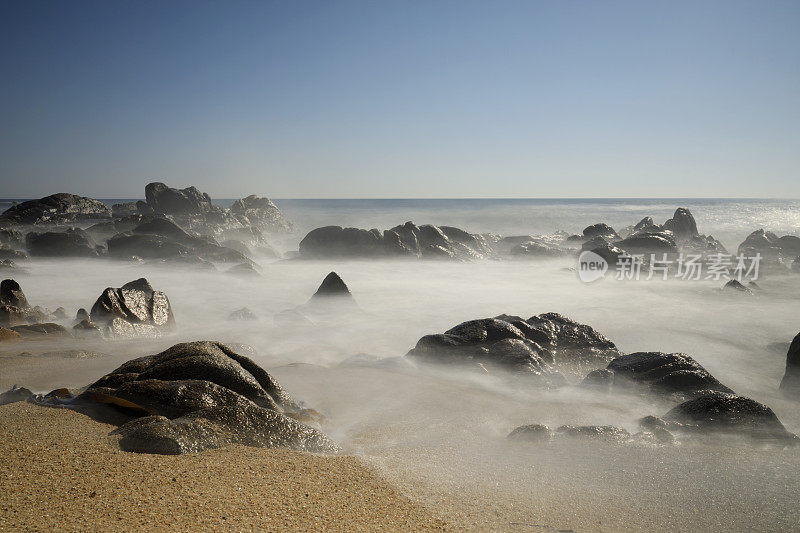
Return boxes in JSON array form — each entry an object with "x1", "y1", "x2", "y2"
[
  {"x1": 6, "y1": 341, "x2": 338, "y2": 455},
  {"x1": 0, "y1": 277, "x2": 175, "y2": 341},
  {"x1": 299, "y1": 221, "x2": 494, "y2": 260},
  {"x1": 737, "y1": 229, "x2": 800, "y2": 273},
  {"x1": 0, "y1": 182, "x2": 291, "y2": 270}
]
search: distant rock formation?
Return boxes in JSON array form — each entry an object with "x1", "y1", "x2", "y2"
[
  {"x1": 0, "y1": 193, "x2": 111, "y2": 225},
  {"x1": 230, "y1": 195, "x2": 294, "y2": 233}
]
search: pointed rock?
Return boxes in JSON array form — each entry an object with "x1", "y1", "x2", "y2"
[{"x1": 312, "y1": 272, "x2": 352, "y2": 299}]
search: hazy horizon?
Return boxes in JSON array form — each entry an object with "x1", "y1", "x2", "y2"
[{"x1": 2, "y1": 0, "x2": 799, "y2": 199}]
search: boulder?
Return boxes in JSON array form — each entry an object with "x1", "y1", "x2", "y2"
[
  {"x1": 615, "y1": 233, "x2": 678, "y2": 255},
  {"x1": 10, "y1": 323, "x2": 71, "y2": 338},
  {"x1": 723, "y1": 279, "x2": 754, "y2": 295},
  {"x1": 311, "y1": 272, "x2": 351, "y2": 299},
  {"x1": 607, "y1": 352, "x2": 732, "y2": 398},
  {"x1": 73, "y1": 341, "x2": 337, "y2": 454},
  {"x1": 228, "y1": 307, "x2": 257, "y2": 321},
  {"x1": 582, "y1": 223, "x2": 619, "y2": 241},
  {"x1": 145, "y1": 182, "x2": 214, "y2": 216},
  {"x1": 779, "y1": 333, "x2": 800, "y2": 395},
  {"x1": 507, "y1": 424, "x2": 552, "y2": 443},
  {"x1": 25, "y1": 228, "x2": 100, "y2": 257},
  {"x1": 0, "y1": 327, "x2": 22, "y2": 342},
  {"x1": 107, "y1": 233, "x2": 193, "y2": 260},
  {"x1": 556, "y1": 425, "x2": 631, "y2": 443},
  {"x1": 0, "y1": 193, "x2": 111, "y2": 225},
  {"x1": 662, "y1": 208, "x2": 698, "y2": 240},
  {"x1": 527, "y1": 312, "x2": 620, "y2": 364},
  {"x1": 89, "y1": 278, "x2": 175, "y2": 338},
  {"x1": 230, "y1": 195, "x2": 293, "y2": 232},
  {"x1": 1, "y1": 279, "x2": 29, "y2": 309},
  {"x1": 0, "y1": 385, "x2": 33, "y2": 406},
  {"x1": 663, "y1": 392, "x2": 797, "y2": 443}
]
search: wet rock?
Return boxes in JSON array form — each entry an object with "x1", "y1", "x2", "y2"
[
  {"x1": 89, "y1": 278, "x2": 175, "y2": 338},
  {"x1": 230, "y1": 195, "x2": 293, "y2": 233},
  {"x1": 779, "y1": 332, "x2": 800, "y2": 396},
  {"x1": 607, "y1": 352, "x2": 732, "y2": 398},
  {"x1": 723, "y1": 279, "x2": 754, "y2": 295},
  {"x1": 527, "y1": 312, "x2": 620, "y2": 364},
  {"x1": 1, "y1": 279, "x2": 30, "y2": 310},
  {"x1": 0, "y1": 385, "x2": 33, "y2": 405},
  {"x1": 26, "y1": 228, "x2": 100, "y2": 257},
  {"x1": 226, "y1": 263, "x2": 260, "y2": 277},
  {"x1": 0, "y1": 248, "x2": 28, "y2": 261},
  {"x1": 663, "y1": 392, "x2": 797, "y2": 443},
  {"x1": 508, "y1": 424, "x2": 552, "y2": 443},
  {"x1": 615, "y1": 233, "x2": 678, "y2": 255},
  {"x1": 111, "y1": 202, "x2": 140, "y2": 217},
  {"x1": 662, "y1": 208, "x2": 699, "y2": 240},
  {"x1": 75, "y1": 341, "x2": 336, "y2": 454},
  {"x1": 0, "y1": 193, "x2": 111, "y2": 225},
  {"x1": 311, "y1": 272, "x2": 351, "y2": 299},
  {"x1": 228, "y1": 307, "x2": 257, "y2": 321},
  {"x1": 581, "y1": 368, "x2": 614, "y2": 390},
  {"x1": 582, "y1": 223, "x2": 619, "y2": 241},
  {"x1": 556, "y1": 425, "x2": 631, "y2": 443},
  {"x1": 107, "y1": 233, "x2": 193, "y2": 260},
  {"x1": 735, "y1": 229, "x2": 800, "y2": 261},
  {"x1": 509, "y1": 241, "x2": 568, "y2": 257},
  {"x1": 145, "y1": 182, "x2": 214, "y2": 216}
]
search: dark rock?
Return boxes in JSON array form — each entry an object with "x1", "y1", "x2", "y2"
[
  {"x1": 663, "y1": 392, "x2": 797, "y2": 443},
  {"x1": 145, "y1": 182, "x2": 214, "y2": 216},
  {"x1": 0, "y1": 193, "x2": 111, "y2": 225},
  {"x1": 76, "y1": 308, "x2": 89, "y2": 321},
  {"x1": 10, "y1": 323, "x2": 71, "y2": 338},
  {"x1": 662, "y1": 208, "x2": 699, "y2": 240},
  {"x1": 228, "y1": 307, "x2": 257, "y2": 321},
  {"x1": 53, "y1": 307, "x2": 68, "y2": 319},
  {"x1": 107, "y1": 233, "x2": 193, "y2": 260},
  {"x1": 25, "y1": 228, "x2": 100, "y2": 257},
  {"x1": 507, "y1": 424, "x2": 552, "y2": 443},
  {"x1": 0, "y1": 248, "x2": 28, "y2": 261},
  {"x1": 0, "y1": 385, "x2": 33, "y2": 405},
  {"x1": 616, "y1": 233, "x2": 678, "y2": 255},
  {"x1": 111, "y1": 202, "x2": 140, "y2": 217},
  {"x1": 311, "y1": 272, "x2": 351, "y2": 298},
  {"x1": 723, "y1": 279, "x2": 754, "y2": 295},
  {"x1": 1, "y1": 279, "x2": 30, "y2": 310},
  {"x1": 0, "y1": 327, "x2": 22, "y2": 342},
  {"x1": 230, "y1": 195, "x2": 293, "y2": 233},
  {"x1": 607, "y1": 352, "x2": 732, "y2": 398},
  {"x1": 527, "y1": 312, "x2": 620, "y2": 364},
  {"x1": 75, "y1": 341, "x2": 336, "y2": 454},
  {"x1": 582, "y1": 223, "x2": 619, "y2": 240},
  {"x1": 582, "y1": 368, "x2": 614, "y2": 390},
  {"x1": 779, "y1": 332, "x2": 800, "y2": 395}
]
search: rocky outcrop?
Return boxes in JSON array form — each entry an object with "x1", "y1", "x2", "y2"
[
  {"x1": 75, "y1": 341, "x2": 337, "y2": 454},
  {"x1": 737, "y1": 229, "x2": 800, "y2": 260},
  {"x1": 582, "y1": 223, "x2": 619, "y2": 241},
  {"x1": 0, "y1": 193, "x2": 111, "y2": 225},
  {"x1": 230, "y1": 195, "x2": 293, "y2": 233},
  {"x1": 89, "y1": 278, "x2": 175, "y2": 338},
  {"x1": 311, "y1": 272, "x2": 351, "y2": 299},
  {"x1": 606, "y1": 352, "x2": 733, "y2": 398},
  {"x1": 299, "y1": 221, "x2": 493, "y2": 260},
  {"x1": 25, "y1": 228, "x2": 101, "y2": 257},
  {"x1": 779, "y1": 333, "x2": 800, "y2": 396},
  {"x1": 145, "y1": 182, "x2": 215, "y2": 216}
]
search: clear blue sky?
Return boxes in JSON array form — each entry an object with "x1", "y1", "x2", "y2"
[{"x1": 1, "y1": 0, "x2": 798, "y2": 198}]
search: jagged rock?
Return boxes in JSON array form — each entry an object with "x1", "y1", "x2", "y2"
[
  {"x1": 311, "y1": 272, "x2": 351, "y2": 299},
  {"x1": 72, "y1": 341, "x2": 337, "y2": 454},
  {"x1": 228, "y1": 307, "x2": 257, "y2": 321},
  {"x1": 0, "y1": 385, "x2": 33, "y2": 405},
  {"x1": 25, "y1": 228, "x2": 100, "y2": 257},
  {"x1": 111, "y1": 202, "x2": 140, "y2": 217},
  {"x1": 779, "y1": 333, "x2": 800, "y2": 395},
  {"x1": 723, "y1": 279, "x2": 754, "y2": 295},
  {"x1": 1, "y1": 279, "x2": 29, "y2": 309},
  {"x1": 0, "y1": 193, "x2": 111, "y2": 225},
  {"x1": 230, "y1": 195, "x2": 293, "y2": 233},
  {"x1": 89, "y1": 278, "x2": 174, "y2": 338},
  {"x1": 0, "y1": 248, "x2": 28, "y2": 261},
  {"x1": 527, "y1": 312, "x2": 620, "y2": 364},
  {"x1": 145, "y1": 182, "x2": 214, "y2": 216},
  {"x1": 663, "y1": 392, "x2": 797, "y2": 443},
  {"x1": 556, "y1": 425, "x2": 631, "y2": 443},
  {"x1": 582, "y1": 368, "x2": 615, "y2": 390},
  {"x1": 507, "y1": 424, "x2": 552, "y2": 443},
  {"x1": 615, "y1": 233, "x2": 678, "y2": 255},
  {"x1": 662, "y1": 208, "x2": 699, "y2": 240},
  {"x1": 10, "y1": 323, "x2": 71, "y2": 338},
  {"x1": 607, "y1": 352, "x2": 733, "y2": 398},
  {"x1": 582, "y1": 223, "x2": 619, "y2": 241},
  {"x1": 107, "y1": 233, "x2": 193, "y2": 260}
]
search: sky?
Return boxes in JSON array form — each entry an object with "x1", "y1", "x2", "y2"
[{"x1": 0, "y1": 0, "x2": 798, "y2": 199}]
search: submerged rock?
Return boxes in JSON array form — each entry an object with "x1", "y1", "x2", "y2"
[
  {"x1": 556, "y1": 425, "x2": 631, "y2": 443},
  {"x1": 507, "y1": 424, "x2": 552, "y2": 443},
  {"x1": 311, "y1": 272, "x2": 352, "y2": 299},
  {"x1": 0, "y1": 193, "x2": 111, "y2": 225},
  {"x1": 73, "y1": 341, "x2": 337, "y2": 454},
  {"x1": 89, "y1": 278, "x2": 175, "y2": 338},
  {"x1": 779, "y1": 332, "x2": 800, "y2": 396},
  {"x1": 607, "y1": 351, "x2": 732, "y2": 398},
  {"x1": 723, "y1": 279, "x2": 754, "y2": 295},
  {"x1": 228, "y1": 307, "x2": 257, "y2": 321},
  {"x1": 663, "y1": 392, "x2": 797, "y2": 443}
]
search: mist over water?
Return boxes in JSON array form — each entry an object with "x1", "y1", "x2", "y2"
[{"x1": 3, "y1": 199, "x2": 800, "y2": 529}]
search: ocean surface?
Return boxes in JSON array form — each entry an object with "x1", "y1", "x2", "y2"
[{"x1": 2, "y1": 198, "x2": 799, "y2": 252}]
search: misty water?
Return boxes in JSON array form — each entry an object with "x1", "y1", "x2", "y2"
[{"x1": 3, "y1": 198, "x2": 800, "y2": 529}]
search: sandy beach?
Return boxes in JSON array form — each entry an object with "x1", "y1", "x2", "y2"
[{"x1": 0, "y1": 402, "x2": 446, "y2": 532}]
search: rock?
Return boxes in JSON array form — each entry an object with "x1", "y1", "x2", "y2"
[
  {"x1": 74, "y1": 341, "x2": 337, "y2": 454},
  {"x1": 10, "y1": 323, "x2": 71, "y2": 338},
  {"x1": 25, "y1": 228, "x2": 100, "y2": 257},
  {"x1": 0, "y1": 305, "x2": 26, "y2": 327},
  {"x1": 0, "y1": 327, "x2": 22, "y2": 342},
  {"x1": 111, "y1": 202, "x2": 140, "y2": 217},
  {"x1": 556, "y1": 425, "x2": 631, "y2": 443},
  {"x1": 226, "y1": 263, "x2": 260, "y2": 277},
  {"x1": 53, "y1": 307, "x2": 68, "y2": 319},
  {"x1": 107, "y1": 233, "x2": 193, "y2": 260},
  {"x1": 76, "y1": 308, "x2": 89, "y2": 321},
  {"x1": 228, "y1": 307, "x2": 257, "y2": 321},
  {"x1": 230, "y1": 195, "x2": 293, "y2": 233},
  {"x1": 89, "y1": 278, "x2": 175, "y2": 338},
  {"x1": 737, "y1": 229, "x2": 783, "y2": 258},
  {"x1": 607, "y1": 352, "x2": 733, "y2": 398},
  {"x1": 0, "y1": 193, "x2": 111, "y2": 225},
  {"x1": 0, "y1": 228, "x2": 24, "y2": 248},
  {"x1": 507, "y1": 424, "x2": 552, "y2": 443},
  {"x1": 0, "y1": 385, "x2": 33, "y2": 406},
  {"x1": 145, "y1": 182, "x2": 214, "y2": 216},
  {"x1": 723, "y1": 279, "x2": 754, "y2": 295},
  {"x1": 311, "y1": 272, "x2": 351, "y2": 299},
  {"x1": 1, "y1": 279, "x2": 30, "y2": 309},
  {"x1": 662, "y1": 208, "x2": 699, "y2": 240},
  {"x1": 73, "y1": 318, "x2": 103, "y2": 338},
  {"x1": 582, "y1": 223, "x2": 619, "y2": 241},
  {"x1": 615, "y1": 233, "x2": 678, "y2": 255},
  {"x1": 527, "y1": 312, "x2": 620, "y2": 365},
  {"x1": 0, "y1": 248, "x2": 28, "y2": 261},
  {"x1": 581, "y1": 368, "x2": 614, "y2": 390},
  {"x1": 663, "y1": 392, "x2": 797, "y2": 443},
  {"x1": 509, "y1": 241, "x2": 567, "y2": 257},
  {"x1": 779, "y1": 332, "x2": 800, "y2": 395}
]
